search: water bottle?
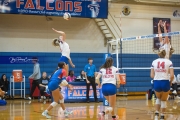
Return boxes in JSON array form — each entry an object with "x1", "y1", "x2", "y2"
[
  {"x1": 152, "y1": 94, "x2": 155, "y2": 106},
  {"x1": 146, "y1": 93, "x2": 148, "y2": 100},
  {"x1": 152, "y1": 94, "x2": 155, "y2": 101}
]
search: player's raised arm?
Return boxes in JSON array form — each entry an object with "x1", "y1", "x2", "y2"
[
  {"x1": 163, "y1": 21, "x2": 170, "y2": 44},
  {"x1": 158, "y1": 21, "x2": 163, "y2": 43},
  {"x1": 52, "y1": 28, "x2": 66, "y2": 41}
]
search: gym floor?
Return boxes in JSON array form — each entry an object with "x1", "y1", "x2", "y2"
[{"x1": 0, "y1": 96, "x2": 180, "y2": 120}]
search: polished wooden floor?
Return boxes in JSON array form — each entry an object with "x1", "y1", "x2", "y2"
[{"x1": 0, "y1": 96, "x2": 180, "y2": 120}]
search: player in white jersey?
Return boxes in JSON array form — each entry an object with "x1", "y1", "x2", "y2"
[
  {"x1": 96, "y1": 57, "x2": 120, "y2": 120},
  {"x1": 52, "y1": 28, "x2": 75, "y2": 76},
  {"x1": 150, "y1": 49, "x2": 174, "y2": 120},
  {"x1": 157, "y1": 21, "x2": 174, "y2": 59}
]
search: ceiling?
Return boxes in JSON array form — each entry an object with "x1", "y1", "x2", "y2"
[{"x1": 109, "y1": 0, "x2": 180, "y2": 7}]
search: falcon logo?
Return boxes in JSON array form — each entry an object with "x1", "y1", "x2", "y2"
[
  {"x1": 0, "y1": 0, "x2": 10, "y2": 5},
  {"x1": 88, "y1": 4, "x2": 100, "y2": 17},
  {"x1": 0, "y1": 0, "x2": 11, "y2": 13}
]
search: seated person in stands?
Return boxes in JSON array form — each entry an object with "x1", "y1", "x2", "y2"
[
  {"x1": 170, "y1": 74, "x2": 180, "y2": 99},
  {"x1": 0, "y1": 74, "x2": 9, "y2": 94},
  {"x1": 66, "y1": 70, "x2": 76, "y2": 82},
  {"x1": 176, "y1": 74, "x2": 180, "y2": 94},
  {"x1": 39, "y1": 72, "x2": 50, "y2": 102},
  {"x1": 77, "y1": 70, "x2": 86, "y2": 80},
  {"x1": 0, "y1": 88, "x2": 5, "y2": 100},
  {"x1": 150, "y1": 80, "x2": 156, "y2": 99}
]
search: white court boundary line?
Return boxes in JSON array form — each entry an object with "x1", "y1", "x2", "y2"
[{"x1": 108, "y1": 31, "x2": 180, "y2": 43}]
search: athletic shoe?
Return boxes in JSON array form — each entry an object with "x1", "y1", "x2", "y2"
[
  {"x1": 154, "y1": 112, "x2": 159, "y2": 120},
  {"x1": 160, "y1": 115, "x2": 165, "y2": 120},
  {"x1": 64, "y1": 110, "x2": 73, "y2": 117},
  {"x1": 172, "y1": 90, "x2": 177, "y2": 95},
  {"x1": 28, "y1": 97, "x2": 31, "y2": 100},
  {"x1": 175, "y1": 96, "x2": 180, "y2": 100},
  {"x1": 112, "y1": 115, "x2": 119, "y2": 120},
  {"x1": 98, "y1": 112, "x2": 104, "y2": 120},
  {"x1": 42, "y1": 111, "x2": 51, "y2": 119}
]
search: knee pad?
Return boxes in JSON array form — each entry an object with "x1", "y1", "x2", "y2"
[
  {"x1": 59, "y1": 98, "x2": 64, "y2": 103},
  {"x1": 60, "y1": 80, "x2": 68, "y2": 87},
  {"x1": 107, "y1": 107, "x2": 113, "y2": 113},
  {"x1": 50, "y1": 102, "x2": 58, "y2": 107},
  {"x1": 156, "y1": 98, "x2": 161, "y2": 105},
  {"x1": 161, "y1": 101, "x2": 167, "y2": 108}
]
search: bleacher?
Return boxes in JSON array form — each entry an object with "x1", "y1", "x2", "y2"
[{"x1": 0, "y1": 52, "x2": 180, "y2": 95}]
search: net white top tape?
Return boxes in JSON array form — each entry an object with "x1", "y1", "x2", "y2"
[
  {"x1": 118, "y1": 67, "x2": 180, "y2": 70},
  {"x1": 108, "y1": 31, "x2": 180, "y2": 43}
]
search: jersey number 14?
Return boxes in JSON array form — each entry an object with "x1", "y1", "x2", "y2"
[{"x1": 157, "y1": 61, "x2": 165, "y2": 69}]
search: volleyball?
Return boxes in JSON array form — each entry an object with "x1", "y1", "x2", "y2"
[{"x1": 63, "y1": 12, "x2": 71, "y2": 20}]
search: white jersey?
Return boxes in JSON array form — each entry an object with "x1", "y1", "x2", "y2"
[
  {"x1": 168, "y1": 74, "x2": 176, "y2": 83},
  {"x1": 159, "y1": 42, "x2": 171, "y2": 59},
  {"x1": 177, "y1": 74, "x2": 180, "y2": 84},
  {"x1": 99, "y1": 66, "x2": 119, "y2": 85},
  {"x1": 151, "y1": 58, "x2": 173, "y2": 80},
  {"x1": 59, "y1": 41, "x2": 70, "y2": 59}
]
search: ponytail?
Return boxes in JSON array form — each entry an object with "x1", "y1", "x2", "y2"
[{"x1": 52, "y1": 38, "x2": 59, "y2": 47}]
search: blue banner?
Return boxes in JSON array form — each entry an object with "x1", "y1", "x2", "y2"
[
  {"x1": 0, "y1": 0, "x2": 108, "y2": 18},
  {"x1": 61, "y1": 85, "x2": 103, "y2": 102}
]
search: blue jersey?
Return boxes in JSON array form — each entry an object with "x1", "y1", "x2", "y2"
[
  {"x1": 49, "y1": 69, "x2": 66, "y2": 85},
  {"x1": 84, "y1": 64, "x2": 96, "y2": 77}
]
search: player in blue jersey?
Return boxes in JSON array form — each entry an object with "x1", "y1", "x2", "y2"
[{"x1": 42, "y1": 62, "x2": 73, "y2": 119}]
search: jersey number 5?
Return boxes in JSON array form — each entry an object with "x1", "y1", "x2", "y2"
[
  {"x1": 106, "y1": 69, "x2": 112, "y2": 74},
  {"x1": 157, "y1": 61, "x2": 165, "y2": 69}
]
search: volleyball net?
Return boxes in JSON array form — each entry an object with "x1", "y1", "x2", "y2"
[{"x1": 108, "y1": 31, "x2": 180, "y2": 70}]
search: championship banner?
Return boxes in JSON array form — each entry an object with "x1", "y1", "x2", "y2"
[
  {"x1": 0, "y1": 0, "x2": 108, "y2": 18},
  {"x1": 153, "y1": 18, "x2": 171, "y2": 49}
]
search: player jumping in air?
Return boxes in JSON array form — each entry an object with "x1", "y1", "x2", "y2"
[
  {"x1": 52, "y1": 28, "x2": 75, "y2": 76},
  {"x1": 157, "y1": 20, "x2": 174, "y2": 59}
]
